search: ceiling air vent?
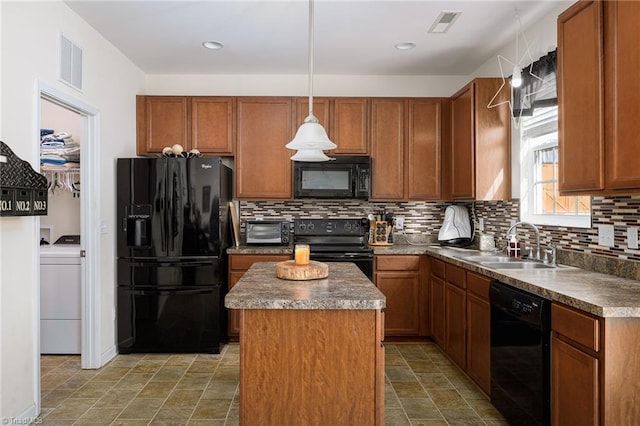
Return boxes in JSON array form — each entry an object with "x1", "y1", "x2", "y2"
[
  {"x1": 59, "y1": 33, "x2": 83, "y2": 91},
  {"x1": 428, "y1": 11, "x2": 462, "y2": 34}
]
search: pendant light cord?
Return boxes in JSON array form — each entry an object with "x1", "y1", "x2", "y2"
[{"x1": 306, "y1": 0, "x2": 317, "y2": 123}]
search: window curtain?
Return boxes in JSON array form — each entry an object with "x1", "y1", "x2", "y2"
[{"x1": 512, "y1": 49, "x2": 557, "y2": 117}]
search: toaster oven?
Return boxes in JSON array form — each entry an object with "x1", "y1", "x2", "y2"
[{"x1": 245, "y1": 221, "x2": 290, "y2": 246}]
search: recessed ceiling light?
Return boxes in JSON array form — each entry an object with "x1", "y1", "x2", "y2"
[
  {"x1": 395, "y1": 42, "x2": 416, "y2": 50},
  {"x1": 202, "y1": 41, "x2": 223, "y2": 50}
]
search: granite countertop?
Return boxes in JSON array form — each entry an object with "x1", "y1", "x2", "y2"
[
  {"x1": 224, "y1": 262, "x2": 386, "y2": 310},
  {"x1": 227, "y1": 245, "x2": 293, "y2": 255},
  {"x1": 421, "y1": 245, "x2": 640, "y2": 318},
  {"x1": 226, "y1": 243, "x2": 640, "y2": 317}
]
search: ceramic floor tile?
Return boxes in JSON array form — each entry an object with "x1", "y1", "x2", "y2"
[
  {"x1": 163, "y1": 389, "x2": 204, "y2": 409},
  {"x1": 149, "y1": 407, "x2": 193, "y2": 425},
  {"x1": 407, "y1": 359, "x2": 440, "y2": 374},
  {"x1": 392, "y1": 381, "x2": 429, "y2": 398},
  {"x1": 74, "y1": 408, "x2": 123, "y2": 425},
  {"x1": 138, "y1": 381, "x2": 176, "y2": 398},
  {"x1": 191, "y1": 399, "x2": 233, "y2": 419},
  {"x1": 152, "y1": 366, "x2": 189, "y2": 382},
  {"x1": 176, "y1": 373, "x2": 212, "y2": 390},
  {"x1": 44, "y1": 398, "x2": 96, "y2": 420},
  {"x1": 118, "y1": 397, "x2": 164, "y2": 419},
  {"x1": 398, "y1": 398, "x2": 441, "y2": 420},
  {"x1": 38, "y1": 343, "x2": 504, "y2": 425},
  {"x1": 427, "y1": 389, "x2": 470, "y2": 409},
  {"x1": 385, "y1": 407, "x2": 412, "y2": 425},
  {"x1": 439, "y1": 408, "x2": 487, "y2": 426},
  {"x1": 202, "y1": 381, "x2": 238, "y2": 399},
  {"x1": 415, "y1": 373, "x2": 455, "y2": 390},
  {"x1": 386, "y1": 365, "x2": 419, "y2": 382},
  {"x1": 93, "y1": 389, "x2": 140, "y2": 409}
]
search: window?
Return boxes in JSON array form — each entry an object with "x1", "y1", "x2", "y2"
[{"x1": 520, "y1": 106, "x2": 591, "y2": 227}]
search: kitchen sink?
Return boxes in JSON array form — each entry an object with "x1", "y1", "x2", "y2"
[
  {"x1": 479, "y1": 261, "x2": 555, "y2": 270},
  {"x1": 455, "y1": 255, "x2": 517, "y2": 263},
  {"x1": 455, "y1": 254, "x2": 556, "y2": 269}
]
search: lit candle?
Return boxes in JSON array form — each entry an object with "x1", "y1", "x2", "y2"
[{"x1": 295, "y1": 244, "x2": 310, "y2": 266}]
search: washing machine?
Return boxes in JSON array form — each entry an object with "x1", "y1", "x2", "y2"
[{"x1": 40, "y1": 236, "x2": 81, "y2": 354}]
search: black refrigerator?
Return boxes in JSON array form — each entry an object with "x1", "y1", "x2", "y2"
[{"x1": 116, "y1": 157, "x2": 232, "y2": 354}]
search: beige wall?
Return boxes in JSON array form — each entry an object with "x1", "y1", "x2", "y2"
[{"x1": 0, "y1": 0, "x2": 144, "y2": 419}]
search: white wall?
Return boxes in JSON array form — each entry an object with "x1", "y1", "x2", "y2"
[
  {"x1": 0, "y1": 0, "x2": 144, "y2": 419},
  {"x1": 146, "y1": 73, "x2": 470, "y2": 97}
]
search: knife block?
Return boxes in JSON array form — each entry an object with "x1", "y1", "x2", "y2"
[{"x1": 369, "y1": 220, "x2": 393, "y2": 246}]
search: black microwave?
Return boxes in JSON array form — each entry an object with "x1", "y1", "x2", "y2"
[
  {"x1": 245, "y1": 221, "x2": 290, "y2": 246},
  {"x1": 293, "y1": 156, "x2": 371, "y2": 199}
]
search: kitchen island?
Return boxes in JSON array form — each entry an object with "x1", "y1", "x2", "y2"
[{"x1": 225, "y1": 261, "x2": 386, "y2": 426}]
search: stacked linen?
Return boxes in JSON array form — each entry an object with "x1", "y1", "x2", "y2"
[{"x1": 40, "y1": 130, "x2": 80, "y2": 169}]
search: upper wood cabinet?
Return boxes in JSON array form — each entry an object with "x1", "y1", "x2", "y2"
[
  {"x1": 370, "y1": 99, "x2": 406, "y2": 200},
  {"x1": 295, "y1": 97, "x2": 368, "y2": 155},
  {"x1": 236, "y1": 97, "x2": 294, "y2": 200},
  {"x1": 370, "y1": 98, "x2": 445, "y2": 201},
  {"x1": 557, "y1": 1, "x2": 604, "y2": 193},
  {"x1": 559, "y1": 1, "x2": 640, "y2": 195},
  {"x1": 330, "y1": 98, "x2": 369, "y2": 154},
  {"x1": 449, "y1": 78, "x2": 511, "y2": 201},
  {"x1": 136, "y1": 96, "x2": 235, "y2": 156}
]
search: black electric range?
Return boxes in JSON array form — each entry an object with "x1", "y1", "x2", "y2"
[{"x1": 293, "y1": 218, "x2": 373, "y2": 280}]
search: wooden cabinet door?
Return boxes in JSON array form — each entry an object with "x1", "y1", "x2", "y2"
[
  {"x1": 466, "y1": 293, "x2": 490, "y2": 394},
  {"x1": 451, "y1": 85, "x2": 474, "y2": 200},
  {"x1": 191, "y1": 97, "x2": 235, "y2": 155},
  {"x1": 430, "y1": 275, "x2": 446, "y2": 347},
  {"x1": 236, "y1": 97, "x2": 294, "y2": 199},
  {"x1": 329, "y1": 98, "x2": 369, "y2": 154},
  {"x1": 605, "y1": 0, "x2": 640, "y2": 191},
  {"x1": 295, "y1": 97, "x2": 330, "y2": 133},
  {"x1": 407, "y1": 99, "x2": 442, "y2": 200},
  {"x1": 137, "y1": 96, "x2": 189, "y2": 155},
  {"x1": 552, "y1": 336, "x2": 599, "y2": 426},
  {"x1": 370, "y1": 98, "x2": 405, "y2": 200},
  {"x1": 376, "y1": 271, "x2": 420, "y2": 336},
  {"x1": 558, "y1": 0, "x2": 605, "y2": 193},
  {"x1": 446, "y1": 283, "x2": 466, "y2": 368}
]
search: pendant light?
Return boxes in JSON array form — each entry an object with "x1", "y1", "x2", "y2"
[{"x1": 286, "y1": 0, "x2": 336, "y2": 162}]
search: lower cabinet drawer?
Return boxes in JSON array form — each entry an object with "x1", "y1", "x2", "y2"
[{"x1": 552, "y1": 303, "x2": 600, "y2": 352}]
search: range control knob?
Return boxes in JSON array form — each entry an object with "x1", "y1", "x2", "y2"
[
  {"x1": 308, "y1": 223, "x2": 315, "y2": 231},
  {"x1": 344, "y1": 222, "x2": 352, "y2": 231},
  {"x1": 299, "y1": 223, "x2": 307, "y2": 232}
]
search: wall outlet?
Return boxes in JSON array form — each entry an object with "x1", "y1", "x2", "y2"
[
  {"x1": 395, "y1": 216, "x2": 404, "y2": 231},
  {"x1": 628, "y1": 227, "x2": 639, "y2": 249},
  {"x1": 478, "y1": 217, "x2": 484, "y2": 232},
  {"x1": 101, "y1": 220, "x2": 108, "y2": 235},
  {"x1": 598, "y1": 224, "x2": 615, "y2": 247}
]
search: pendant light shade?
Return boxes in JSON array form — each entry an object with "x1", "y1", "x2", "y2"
[
  {"x1": 287, "y1": 0, "x2": 336, "y2": 161},
  {"x1": 290, "y1": 149, "x2": 332, "y2": 162},
  {"x1": 286, "y1": 116, "x2": 336, "y2": 151}
]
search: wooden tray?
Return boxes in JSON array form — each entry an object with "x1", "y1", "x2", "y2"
[{"x1": 276, "y1": 260, "x2": 329, "y2": 281}]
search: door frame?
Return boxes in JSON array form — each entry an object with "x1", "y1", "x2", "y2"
[{"x1": 33, "y1": 81, "x2": 102, "y2": 410}]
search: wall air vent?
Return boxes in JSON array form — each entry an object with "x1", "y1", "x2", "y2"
[
  {"x1": 428, "y1": 11, "x2": 462, "y2": 34},
  {"x1": 59, "y1": 33, "x2": 83, "y2": 91}
]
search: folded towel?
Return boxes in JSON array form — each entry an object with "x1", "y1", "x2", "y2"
[{"x1": 40, "y1": 128, "x2": 55, "y2": 137}]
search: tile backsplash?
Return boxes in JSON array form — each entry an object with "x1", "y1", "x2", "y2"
[{"x1": 239, "y1": 195, "x2": 640, "y2": 264}]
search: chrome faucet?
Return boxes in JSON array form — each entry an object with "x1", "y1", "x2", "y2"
[
  {"x1": 544, "y1": 244, "x2": 557, "y2": 266},
  {"x1": 506, "y1": 221, "x2": 541, "y2": 260}
]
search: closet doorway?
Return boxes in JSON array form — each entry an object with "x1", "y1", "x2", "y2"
[{"x1": 34, "y1": 81, "x2": 102, "y2": 413}]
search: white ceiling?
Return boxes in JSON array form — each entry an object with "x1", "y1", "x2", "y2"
[{"x1": 64, "y1": 0, "x2": 567, "y2": 76}]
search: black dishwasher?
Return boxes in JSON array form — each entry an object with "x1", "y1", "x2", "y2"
[{"x1": 490, "y1": 281, "x2": 551, "y2": 426}]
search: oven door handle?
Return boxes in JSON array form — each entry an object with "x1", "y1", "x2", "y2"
[{"x1": 310, "y1": 252, "x2": 373, "y2": 260}]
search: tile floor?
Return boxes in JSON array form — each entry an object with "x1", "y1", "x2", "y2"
[{"x1": 39, "y1": 342, "x2": 507, "y2": 425}]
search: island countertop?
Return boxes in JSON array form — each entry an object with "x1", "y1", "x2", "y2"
[{"x1": 224, "y1": 262, "x2": 386, "y2": 310}]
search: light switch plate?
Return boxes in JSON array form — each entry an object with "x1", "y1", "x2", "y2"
[
  {"x1": 100, "y1": 220, "x2": 108, "y2": 235},
  {"x1": 395, "y1": 217, "x2": 404, "y2": 231},
  {"x1": 628, "y1": 227, "x2": 639, "y2": 250},
  {"x1": 598, "y1": 224, "x2": 615, "y2": 247},
  {"x1": 478, "y1": 217, "x2": 485, "y2": 232}
]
